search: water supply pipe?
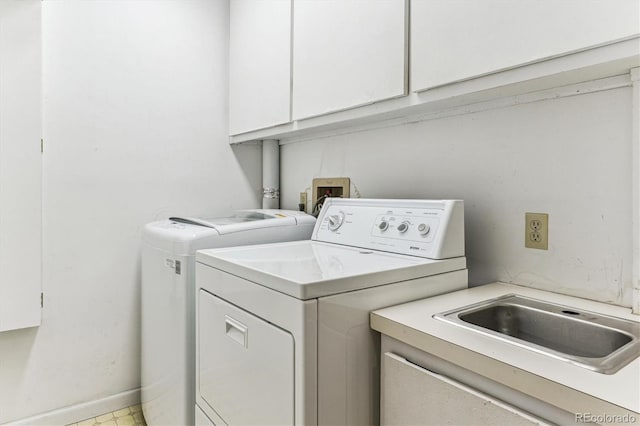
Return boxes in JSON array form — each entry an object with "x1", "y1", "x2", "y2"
[{"x1": 262, "y1": 139, "x2": 280, "y2": 209}]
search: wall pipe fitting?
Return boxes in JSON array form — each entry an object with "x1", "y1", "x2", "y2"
[{"x1": 262, "y1": 139, "x2": 280, "y2": 209}]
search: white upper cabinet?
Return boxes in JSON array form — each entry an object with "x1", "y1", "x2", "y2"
[
  {"x1": 411, "y1": 0, "x2": 640, "y2": 92},
  {"x1": 292, "y1": 0, "x2": 408, "y2": 120},
  {"x1": 0, "y1": 0, "x2": 42, "y2": 332},
  {"x1": 229, "y1": 0, "x2": 291, "y2": 135}
]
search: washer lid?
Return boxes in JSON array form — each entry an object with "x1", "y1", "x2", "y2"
[
  {"x1": 171, "y1": 209, "x2": 314, "y2": 235},
  {"x1": 196, "y1": 240, "x2": 466, "y2": 300}
]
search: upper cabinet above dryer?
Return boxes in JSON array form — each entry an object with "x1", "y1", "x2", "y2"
[
  {"x1": 292, "y1": 0, "x2": 408, "y2": 120},
  {"x1": 228, "y1": 0, "x2": 638, "y2": 142},
  {"x1": 411, "y1": 0, "x2": 640, "y2": 92},
  {"x1": 229, "y1": 0, "x2": 292, "y2": 135}
]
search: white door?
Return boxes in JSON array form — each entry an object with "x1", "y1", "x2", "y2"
[
  {"x1": 292, "y1": 0, "x2": 407, "y2": 119},
  {"x1": 382, "y1": 352, "x2": 551, "y2": 425},
  {"x1": 0, "y1": 0, "x2": 42, "y2": 332},
  {"x1": 229, "y1": 0, "x2": 292, "y2": 135},
  {"x1": 198, "y1": 289, "x2": 295, "y2": 425},
  {"x1": 411, "y1": 0, "x2": 640, "y2": 92}
]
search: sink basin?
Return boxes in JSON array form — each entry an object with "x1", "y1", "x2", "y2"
[{"x1": 434, "y1": 294, "x2": 640, "y2": 374}]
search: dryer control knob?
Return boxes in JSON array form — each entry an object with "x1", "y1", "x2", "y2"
[
  {"x1": 418, "y1": 223, "x2": 431, "y2": 236},
  {"x1": 327, "y1": 212, "x2": 345, "y2": 231},
  {"x1": 378, "y1": 221, "x2": 389, "y2": 232},
  {"x1": 397, "y1": 221, "x2": 410, "y2": 233}
]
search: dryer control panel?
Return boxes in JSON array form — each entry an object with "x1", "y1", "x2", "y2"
[{"x1": 312, "y1": 199, "x2": 464, "y2": 259}]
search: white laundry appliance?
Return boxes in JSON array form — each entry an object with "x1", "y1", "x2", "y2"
[
  {"x1": 141, "y1": 209, "x2": 315, "y2": 426},
  {"x1": 194, "y1": 198, "x2": 468, "y2": 426}
]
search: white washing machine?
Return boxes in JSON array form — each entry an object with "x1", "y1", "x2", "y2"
[
  {"x1": 141, "y1": 209, "x2": 315, "y2": 426},
  {"x1": 194, "y1": 199, "x2": 468, "y2": 425}
]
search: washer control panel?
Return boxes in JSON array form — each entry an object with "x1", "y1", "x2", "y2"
[{"x1": 313, "y1": 199, "x2": 464, "y2": 259}]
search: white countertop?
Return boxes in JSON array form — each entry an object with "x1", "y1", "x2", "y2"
[{"x1": 371, "y1": 282, "x2": 640, "y2": 415}]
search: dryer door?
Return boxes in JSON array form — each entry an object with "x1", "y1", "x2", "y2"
[{"x1": 198, "y1": 289, "x2": 295, "y2": 425}]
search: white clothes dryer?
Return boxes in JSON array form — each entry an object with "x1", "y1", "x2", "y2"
[
  {"x1": 141, "y1": 209, "x2": 315, "y2": 426},
  {"x1": 194, "y1": 199, "x2": 468, "y2": 426}
]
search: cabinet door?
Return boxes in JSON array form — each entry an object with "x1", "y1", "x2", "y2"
[
  {"x1": 292, "y1": 0, "x2": 407, "y2": 120},
  {"x1": 229, "y1": 0, "x2": 291, "y2": 135},
  {"x1": 0, "y1": 0, "x2": 42, "y2": 332},
  {"x1": 382, "y1": 352, "x2": 550, "y2": 425},
  {"x1": 411, "y1": 0, "x2": 640, "y2": 92}
]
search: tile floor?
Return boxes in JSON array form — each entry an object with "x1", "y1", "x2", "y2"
[{"x1": 67, "y1": 404, "x2": 146, "y2": 426}]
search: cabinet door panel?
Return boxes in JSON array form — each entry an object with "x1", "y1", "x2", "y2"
[
  {"x1": 411, "y1": 0, "x2": 640, "y2": 91},
  {"x1": 382, "y1": 352, "x2": 550, "y2": 425},
  {"x1": 293, "y1": 0, "x2": 407, "y2": 120},
  {"x1": 229, "y1": 0, "x2": 291, "y2": 135},
  {"x1": 0, "y1": 0, "x2": 42, "y2": 332}
]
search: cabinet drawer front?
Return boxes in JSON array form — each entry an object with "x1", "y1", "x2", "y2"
[{"x1": 382, "y1": 352, "x2": 549, "y2": 426}]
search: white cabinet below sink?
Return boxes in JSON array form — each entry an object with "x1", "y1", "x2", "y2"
[{"x1": 382, "y1": 352, "x2": 549, "y2": 426}]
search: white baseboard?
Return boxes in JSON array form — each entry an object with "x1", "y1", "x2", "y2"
[{"x1": 5, "y1": 388, "x2": 140, "y2": 426}]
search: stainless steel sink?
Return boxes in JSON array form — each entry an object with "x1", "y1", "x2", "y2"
[{"x1": 434, "y1": 294, "x2": 640, "y2": 374}]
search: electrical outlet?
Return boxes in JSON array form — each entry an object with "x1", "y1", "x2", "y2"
[
  {"x1": 312, "y1": 177, "x2": 350, "y2": 205},
  {"x1": 525, "y1": 212, "x2": 548, "y2": 250}
]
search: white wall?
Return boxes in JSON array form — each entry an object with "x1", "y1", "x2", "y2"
[
  {"x1": 281, "y1": 86, "x2": 634, "y2": 307},
  {"x1": 0, "y1": 0, "x2": 261, "y2": 423}
]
